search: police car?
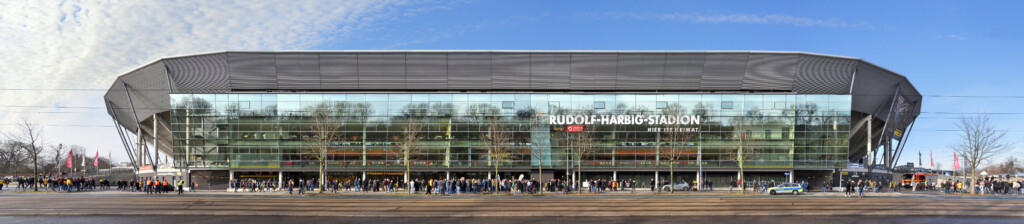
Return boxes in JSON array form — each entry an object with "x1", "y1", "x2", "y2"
[{"x1": 767, "y1": 183, "x2": 803, "y2": 195}]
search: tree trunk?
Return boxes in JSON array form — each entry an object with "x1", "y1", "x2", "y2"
[
  {"x1": 33, "y1": 156, "x2": 38, "y2": 191},
  {"x1": 319, "y1": 146, "x2": 326, "y2": 193},
  {"x1": 971, "y1": 167, "x2": 977, "y2": 194},
  {"x1": 670, "y1": 163, "x2": 675, "y2": 193},
  {"x1": 577, "y1": 159, "x2": 582, "y2": 194},
  {"x1": 740, "y1": 163, "x2": 745, "y2": 193},
  {"x1": 319, "y1": 159, "x2": 325, "y2": 193},
  {"x1": 538, "y1": 165, "x2": 543, "y2": 195},
  {"x1": 494, "y1": 164, "x2": 499, "y2": 195},
  {"x1": 739, "y1": 139, "x2": 745, "y2": 193},
  {"x1": 404, "y1": 149, "x2": 410, "y2": 185}
]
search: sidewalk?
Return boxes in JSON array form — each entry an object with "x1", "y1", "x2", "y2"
[{"x1": 19, "y1": 187, "x2": 1008, "y2": 199}]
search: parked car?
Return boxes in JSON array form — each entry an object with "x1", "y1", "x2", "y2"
[
  {"x1": 660, "y1": 182, "x2": 692, "y2": 192},
  {"x1": 768, "y1": 183, "x2": 803, "y2": 195}
]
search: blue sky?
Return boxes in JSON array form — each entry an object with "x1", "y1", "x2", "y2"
[{"x1": 2, "y1": 0, "x2": 1022, "y2": 169}]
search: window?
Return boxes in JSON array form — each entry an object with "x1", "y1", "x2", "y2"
[
  {"x1": 765, "y1": 130, "x2": 772, "y2": 139},
  {"x1": 502, "y1": 101, "x2": 514, "y2": 109},
  {"x1": 783, "y1": 127, "x2": 790, "y2": 139},
  {"x1": 594, "y1": 101, "x2": 606, "y2": 109},
  {"x1": 239, "y1": 101, "x2": 250, "y2": 109},
  {"x1": 656, "y1": 101, "x2": 667, "y2": 109},
  {"x1": 722, "y1": 101, "x2": 734, "y2": 110},
  {"x1": 774, "y1": 102, "x2": 785, "y2": 109}
]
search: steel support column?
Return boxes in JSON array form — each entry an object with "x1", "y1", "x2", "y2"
[
  {"x1": 110, "y1": 113, "x2": 139, "y2": 171},
  {"x1": 122, "y1": 81, "x2": 156, "y2": 167},
  {"x1": 153, "y1": 114, "x2": 159, "y2": 173},
  {"x1": 892, "y1": 121, "x2": 916, "y2": 167}
]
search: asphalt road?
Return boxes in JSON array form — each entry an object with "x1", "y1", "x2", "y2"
[
  {"x1": 1, "y1": 192, "x2": 1022, "y2": 223},
  {"x1": 2, "y1": 215, "x2": 1023, "y2": 224}
]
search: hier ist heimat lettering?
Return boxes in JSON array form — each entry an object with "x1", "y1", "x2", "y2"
[{"x1": 549, "y1": 115, "x2": 701, "y2": 132}]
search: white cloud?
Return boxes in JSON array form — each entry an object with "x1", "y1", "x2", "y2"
[
  {"x1": 945, "y1": 34, "x2": 967, "y2": 41},
  {"x1": 582, "y1": 12, "x2": 873, "y2": 29},
  {"x1": 0, "y1": 0, "x2": 421, "y2": 162}
]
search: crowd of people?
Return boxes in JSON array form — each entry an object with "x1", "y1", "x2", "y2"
[
  {"x1": 230, "y1": 178, "x2": 278, "y2": 193},
  {"x1": 229, "y1": 177, "x2": 648, "y2": 195},
  {"x1": 938, "y1": 179, "x2": 1024, "y2": 195},
  {"x1": 831, "y1": 178, "x2": 1024, "y2": 196},
  {"x1": 115, "y1": 177, "x2": 193, "y2": 195},
  {"x1": 1, "y1": 176, "x2": 111, "y2": 192},
  {"x1": 8, "y1": 173, "x2": 1024, "y2": 198},
  {"x1": 838, "y1": 179, "x2": 902, "y2": 197}
]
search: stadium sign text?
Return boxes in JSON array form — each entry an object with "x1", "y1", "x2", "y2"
[{"x1": 549, "y1": 115, "x2": 701, "y2": 125}]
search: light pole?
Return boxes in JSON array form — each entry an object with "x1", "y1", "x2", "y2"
[
  {"x1": 566, "y1": 133, "x2": 573, "y2": 194},
  {"x1": 57, "y1": 144, "x2": 63, "y2": 176}
]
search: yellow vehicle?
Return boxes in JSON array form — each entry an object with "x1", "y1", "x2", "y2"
[{"x1": 767, "y1": 183, "x2": 803, "y2": 195}]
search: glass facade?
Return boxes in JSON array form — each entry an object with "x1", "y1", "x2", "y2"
[{"x1": 170, "y1": 93, "x2": 850, "y2": 170}]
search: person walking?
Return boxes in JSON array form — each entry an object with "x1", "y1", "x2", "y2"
[
  {"x1": 177, "y1": 179, "x2": 184, "y2": 195},
  {"x1": 844, "y1": 180, "x2": 851, "y2": 197},
  {"x1": 857, "y1": 180, "x2": 865, "y2": 198}
]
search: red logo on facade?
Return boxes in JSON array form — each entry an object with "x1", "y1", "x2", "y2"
[{"x1": 566, "y1": 126, "x2": 583, "y2": 132}]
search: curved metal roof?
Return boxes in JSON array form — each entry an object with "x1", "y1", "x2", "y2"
[{"x1": 103, "y1": 50, "x2": 922, "y2": 161}]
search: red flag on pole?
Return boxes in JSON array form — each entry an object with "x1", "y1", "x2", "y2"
[
  {"x1": 67, "y1": 149, "x2": 73, "y2": 168},
  {"x1": 930, "y1": 151, "x2": 933, "y2": 167},
  {"x1": 94, "y1": 151, "x2": 99, "y2": 166},
  {"x1": 953, "y1": 152, "x2": 961, "y2": 170}
]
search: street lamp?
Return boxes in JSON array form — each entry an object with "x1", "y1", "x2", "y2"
[{"x1": 58, "y1": 144, "x2": 63, "y2": 176}]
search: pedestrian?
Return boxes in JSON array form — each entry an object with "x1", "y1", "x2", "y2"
[
  {"x1": 177, "y1": 179, "x2": 184, "y2": 195},
  {"x1": 857, "y1": 180, "x2": 864, "y2": 198}
]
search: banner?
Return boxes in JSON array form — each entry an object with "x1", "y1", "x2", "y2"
[
  {"x1": 94, "y1": 151, "x2": 99, "y2": 167},
  {"x1": 953, "y1": 153, "x2": 961, "y2": 170},
  {"x1": 930, "y1": 151, "x2": 933, "y2": 167},
  {"x1": 67, "y1": 150, "x2": 73, "y2": 168},
  {"x1": 888, "y1": 94, "x2": 915, "y2": 140}
]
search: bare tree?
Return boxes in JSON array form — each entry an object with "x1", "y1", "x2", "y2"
[
  {"x1": 727, "y1": 116, "x2": 759, "y2": 193},
  {"x1": 4, "y1": 119, "x2": 44, "y2": 191},
  {"x1": 949, "y1": 115, "x2": 1013, "y2": 193},
  {"x1": 0, "y1": 140, "x2": 27, "y2": 174},
  {"x1": 981, "y1": 156, "x2": 1022, "y2": 176},
  {"x1": 481, "y1": 107, "x2": 513, "y2": 193},
  {"x1": 522, "y1": 108, "x2": 547, "y2": 195},
  {"x1": 565, "y1": 110, "x2": 596, "y2": 194},
  {"x1": 398, "y1": 104, "x2": 425, "y2": 185},
  {"x1": 306, "y1": 102, "x2": 344, "y2": 193},
  {"x1": 658, "y1": 104, "x2": 696, "y2": 193},
  {"x1": 50, "y1": 144, "x2": 64, "y2": 175}
]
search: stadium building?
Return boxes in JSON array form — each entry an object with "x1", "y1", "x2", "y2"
[{"x1": 103, "y1": 51, "x2": 921, "y2": 189}]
